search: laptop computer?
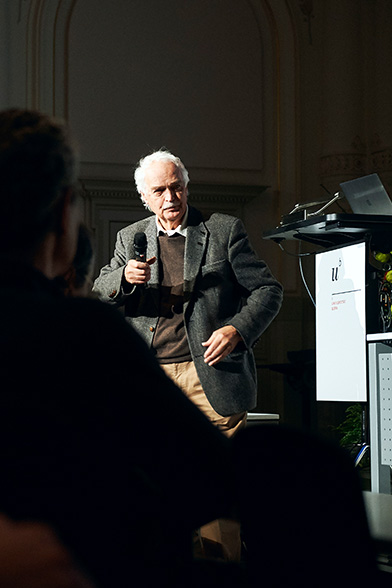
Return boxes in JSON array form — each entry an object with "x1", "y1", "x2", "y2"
[{"x1": 340, "y1": 173, "x2": 392, "y2": 215}]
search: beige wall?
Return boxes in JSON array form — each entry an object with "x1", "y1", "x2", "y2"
[{"x1": 2, "y1": 0, "x2": 392, "y2": 428}]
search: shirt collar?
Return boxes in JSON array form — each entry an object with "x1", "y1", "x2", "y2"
[{"x1": 156, "y1": 206, "x2": 188, "y2": 237}]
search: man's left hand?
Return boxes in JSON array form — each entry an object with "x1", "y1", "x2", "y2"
[{"x1": 202, "y1": 326, "x2": 242, "y2": 367}]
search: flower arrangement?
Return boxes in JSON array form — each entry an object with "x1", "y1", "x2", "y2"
[{"x1": 373, "y1": 250, "x2": 392, "y2": 331}]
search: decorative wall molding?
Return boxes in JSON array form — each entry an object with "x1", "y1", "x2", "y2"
[
  {"x1": 22, "y1": 0, "x2": 76, "y2": 115},
  {"x1": 80, "y1": 179, "x2": 265, "y2": 202},
  {"x1": 319, "y1": 153, "x2": 367, "y2": 178},
  {"x1": 371, "y1": 148, "x2": 392, "y2": 173},
  {"x1": 297, "y1": 0, "x2": 315, "y2": 45},
  {"x1": 80, "y1": 178, "x2": 265, "y2": 224},
  {"x1": 320, "y1": 147, "x2": 392, "y2": 179},
  {"x1": 78, "y1": 161, "x2": 266, "y2": 187},
  {"x1": 80, "y1": 178, "x2": 266, "y2": 276}
]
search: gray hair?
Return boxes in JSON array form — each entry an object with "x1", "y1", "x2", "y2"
[{"x1": 134, "y1": 149, "x2": 189, "y2": 209}]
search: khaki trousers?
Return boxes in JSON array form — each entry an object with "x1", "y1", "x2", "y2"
[{"x1": 161, "y1": 361, "x2": 246, "y2": 561}]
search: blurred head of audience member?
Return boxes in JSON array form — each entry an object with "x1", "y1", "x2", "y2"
[{"x1": 0, "y1": 108, "x2": 81, "y2": 278}]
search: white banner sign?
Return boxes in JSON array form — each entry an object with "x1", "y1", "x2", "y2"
[{"x1": 315, "y1": 241, "x2": 367, "y2": 402}]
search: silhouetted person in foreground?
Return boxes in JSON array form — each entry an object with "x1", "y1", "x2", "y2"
[{"x1": 0, "y1": 109, "x2": 232, "y2": 587}]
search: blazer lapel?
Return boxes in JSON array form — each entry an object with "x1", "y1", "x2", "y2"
[
  {"x1": 141, "y1": 218, "x2": 160, "y2": 315},
  {"x1": 145, "y1": 218, "x2": 159, "y2": 286},
  {"x1": 184, "y1": 208, "x2": 207, "y2": 312}
]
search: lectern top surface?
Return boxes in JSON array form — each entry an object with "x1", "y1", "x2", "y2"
[{"x1": 263, "y1": 213, "x2": 392, "y2": 245}]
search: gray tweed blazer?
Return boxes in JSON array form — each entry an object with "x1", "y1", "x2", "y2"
[{"x1": 93, "y1": 206, "x2": 283, "y2": 416}]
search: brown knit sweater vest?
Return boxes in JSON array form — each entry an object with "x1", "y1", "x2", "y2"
[{"x1": 153, "y1": 233, "x2": 192, "y2": 363}]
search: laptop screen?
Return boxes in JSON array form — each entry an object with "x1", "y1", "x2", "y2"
[{"x1": 340, "y1": 173, "x2": 392, "y2": 215}]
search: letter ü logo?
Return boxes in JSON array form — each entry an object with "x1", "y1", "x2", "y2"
[{"x1": 332, "y1": 267, "x2": 339, "y2": 281}]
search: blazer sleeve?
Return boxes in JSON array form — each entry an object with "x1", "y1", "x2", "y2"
[
  {"x1": 92, "y1": 230, "x2": 136, "y2": 305},
  {"x1": 224, "y1": 217, "x2": 283, "y2": 348}
]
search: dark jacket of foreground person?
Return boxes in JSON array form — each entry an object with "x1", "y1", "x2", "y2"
[{"x1": 0, "y1": 261, "x2": 231, "y2": 587}]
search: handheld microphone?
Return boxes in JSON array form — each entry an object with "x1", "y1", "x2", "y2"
[{"x1": 134, "y1": 232, "x2": 147, "y2": 262}]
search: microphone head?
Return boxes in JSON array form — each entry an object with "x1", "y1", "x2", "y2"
[
  {"x1": 134, "y1": 232, "x2": 147, "y2": 261},
  {"x1": 134, "y1": 232, "x2": 147, "y2": 248}
]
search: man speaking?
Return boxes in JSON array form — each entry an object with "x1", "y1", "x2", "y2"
[
  {"x1": 93, "y1": 149, "x2": 283, "y2": 557},
  {"x1": 94, "y1": 149, "x2": 282, "y2": 425}
]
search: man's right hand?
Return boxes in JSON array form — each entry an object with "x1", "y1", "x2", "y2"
[{"x1": 124, "y1": 257, "x2": 156, "y2": 285}]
